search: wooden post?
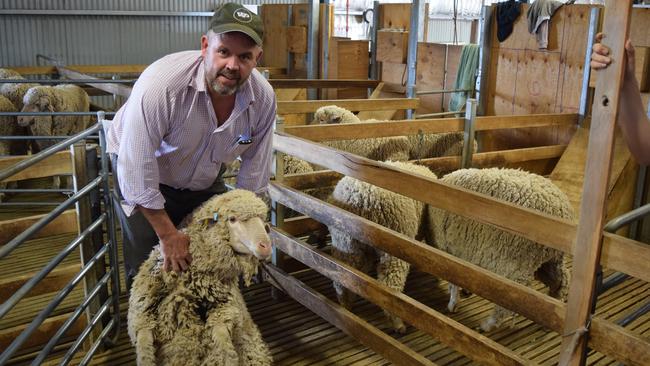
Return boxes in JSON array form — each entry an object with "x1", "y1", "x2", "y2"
[
  {"x1": 558, "y1": 1, "x2": 634, "y2": 365},
  {"x1": 270, "y1": 114, "x2": 287, "y2": 299},
  {"x1": 71, "y1": 142, "x2": 105, "y2": 350}
]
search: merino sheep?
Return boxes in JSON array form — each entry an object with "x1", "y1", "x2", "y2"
[
  {"x1": 313, "y1": 104, "x2": 475, "y2": 161},
  {"x1": 427, "y1": 168, "x2": 574, "y2": 331},
  {"x1": 128, "y1": 189, "x2": 273, "y2": 366},
  {"x1": 0, "y1": 95, "x2": 18, "y2": 201},
  {"x1": 18, "y1": 85, "x2": 90, "y2": 152},
  {"x1": 311, "y1": 105, "x2": 410, "y2": 162},
  {"x1": 328, "y1": 161, "x2": 437, "y2": 333}
]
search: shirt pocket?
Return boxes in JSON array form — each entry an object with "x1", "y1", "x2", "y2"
[{"x1": 212, "y1": 141, "x2": 251, "y2": 164}]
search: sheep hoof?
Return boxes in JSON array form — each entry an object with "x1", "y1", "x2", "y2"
[
  {"x1": 390, "y1": 317, "x2": 407, "y2": 334},
  {"x1": 479, "y1": 317, "x2": 499, "y2": 332},
  {"x1": 447, "y1": 302, "x2": 458, "y2": 313}
]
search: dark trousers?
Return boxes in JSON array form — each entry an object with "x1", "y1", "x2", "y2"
[{"x1": 110, "y1": 155, "x2": 227, "y2": 289}]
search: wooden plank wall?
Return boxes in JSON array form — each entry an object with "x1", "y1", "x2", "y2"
[
  {"x1": 483, "y1": 4, "x2": 593, "y2": 151},
  {"x1": 416, "y1": 43, "x2": 464, "y2": 114},
  {"x1": 325, "y1": 38, "x2": 370, "y2": 99},
  {"x1": 260, "y1": 5, "x2": 289, "y2": 70}
]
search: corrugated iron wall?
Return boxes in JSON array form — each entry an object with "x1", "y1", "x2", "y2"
[{"x1": 0, "y1": 0, "x2": 303, "y2": 107}]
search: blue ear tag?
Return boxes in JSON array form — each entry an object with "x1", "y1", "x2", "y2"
[
  {"x1": 237, "y1": 134, "x2": 253, "y2": 145},
  {"x1": 213, "y1": 212, "x2": 219, "y2": 222}
]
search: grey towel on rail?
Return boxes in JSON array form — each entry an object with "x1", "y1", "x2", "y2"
[{"x1": 526, "y1": 0, "x2": 571, "y2": 49}]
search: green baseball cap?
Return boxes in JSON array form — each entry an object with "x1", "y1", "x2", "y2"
[{"x1": 209, "y1": 3, "x2": 264, "y2": 46}]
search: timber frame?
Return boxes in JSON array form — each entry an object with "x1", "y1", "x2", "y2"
[{"x1": 268, "y1": 104, "x2": 650, "y2": 364}]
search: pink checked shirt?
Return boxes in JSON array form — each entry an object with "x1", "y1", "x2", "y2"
[{"x1": 106, "y1": 50, "x2": 276, "y2": 216}]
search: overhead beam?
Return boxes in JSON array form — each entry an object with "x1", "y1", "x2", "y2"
[{"x1": 56, "y1": 66, "x2": 132, "y2": 98}]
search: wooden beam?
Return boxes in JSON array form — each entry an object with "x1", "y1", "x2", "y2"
[
  {"x1": 263, "y1": 264, "x2": 439, "y2": 366},
  {"x1": 283, "y1": 145, "x2": 566, "y2": 190},
  {"x1": 269, "y1": 79, "x2": 380, "y2": 89},
  {"x1": 281, "y1": 215, "x2": 325, "y2": 237},
  {"x1": 284, "y1": 113, "x2": 578, "y2": 141},
  {"x1": 0, "y1": 151, "x2": 72, "y2": 183},
  {"x1": 8, "y1": 64, "x2": 148, "y2": 75},
  {"x1": 277, "y1": 98, "x2": 419, "y2": 114},
  {"x1": 269, "y1": 229, "x2": 531, "y2": 366},
  {"x1": 56, "y1": 66, "x2": 132, "y2": 98},
  {"x1": 273, "y1": 132, "x2": 650, "y2": 284},
  {"x1": 0, "y1": 210, "x2": 78, "y2": 246},
  {"x1": 268, "y1": 183, "x2": 650, "y2": 366},
  {"x1": 0, "y1": 313, "x2": 86, "y2": 353},
  {"x1": 0, "y1": 264, "x2": 80, "y2": 303},
  {"x1": 558, "y1": 2, "x2": 634, "y2": 365}
]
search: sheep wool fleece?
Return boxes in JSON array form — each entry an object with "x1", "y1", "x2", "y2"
[
  {"x1": 128, "y1": 190, "x2": 272, "y2": 366},
  {"x1": 329, "y1": 161, "x2": 437, "y2": 332}
]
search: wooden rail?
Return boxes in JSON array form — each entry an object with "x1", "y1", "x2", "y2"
[
  {"x1": 268, "y1": 183, "x2": 650, "y2": 366},
  {"x1": 270, "y1": 228, "x2": 531, "y2": 366},
  {"x1": 283, "y1": 113, "x2": 578, "y2": 141},
  {"x1": 56, "y1": 66, "x2": 132, "y2": 98},
  {"x1": 6, "y1": 64, "x2": 286, "y2": 77},
  {"x1": 0, "y1": 210, "x2": 78, "y2": 246},
  {"x1": 277, "y1": 98, "x2": 420, "y2": 115},
  {"x1": 264, "y1": 264, "x2": 439, "y2": 366},
  {"x1": 268, "y1": 79, "x2": 380, "y2": 89},
  {"x1": 273, "y1": 132, "x2": 650, "y2": 284},
  {"x1": 282, "y1": 145, "x2": 567, "y2": 190},
  {"x1": 0, "y1": 151, "x2": 72, "y2": 183}
]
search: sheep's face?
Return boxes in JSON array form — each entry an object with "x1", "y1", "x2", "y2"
[
  {"x1": 227, "y1": 215, "x2": 272, "y2": 260},
  {"x1": 19, "y1": 92, "x2": 52, "y2": 127},
  {"x1": 313, "y1": 107, "x2": 344, "y2": 125}
]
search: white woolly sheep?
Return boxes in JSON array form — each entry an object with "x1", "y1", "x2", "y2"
[
  {"x1": 426, "y1": 168, "x2": 574, "y2": 331},
  {"x1": 0, "y1": 69, "x2": 39, "y2": 111},
  {"x1": 128, "y1": 189, "x2": 273, "y2": 366},
  {"x1": 311, "y1": 105, "x2": 410, "y2": 162},
  {"x1": 18, "y1": 85, "x2": 90, "y2": 152},
  {"x1": 0, "y1": 95, "x2": 19, "y2": 201},
  {"x1": 328, "y1": 161, "x2": 437, "y2": 333},
  {"x1": 313, "y1": 104, "x2": 475, "y2": 161}
]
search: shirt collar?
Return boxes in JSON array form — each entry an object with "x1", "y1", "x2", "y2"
[{"x1": 190, "y1": 56, "x2": 207, "y2": 93}]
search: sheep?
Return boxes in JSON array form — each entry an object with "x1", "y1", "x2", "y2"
[
  {"x1": 0, "y1": 95, "x2": 19, "y2": 201},
  {"x1": 0, "y1": 69, "x2": 39, "y2": 111},
  {"x1": 313, "y1": 104, "x2": 475, "y2": 162},
  {"x1": 18, "y1": 84, "x2": 90, "y2": 152},
  {"x1": 426, "y1": 168, "x2": 574, "y2": 331},
  {"x1": 310, "y1": 105, "x2": 410, "y2": 162},
  {"x1": 328, "y1": 160, "x2": 437, "y2": 333},
  {"x1": 128, "y1": 189, "x2": 273, "y2": 366}
]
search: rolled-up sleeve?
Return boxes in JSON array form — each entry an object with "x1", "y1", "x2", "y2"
[
  {"x1": 237, "y1": 94, "x2": 276, "y2": 194},
  {"x1": 116, "y1": 82, "x2": 170, "y2": 216}
]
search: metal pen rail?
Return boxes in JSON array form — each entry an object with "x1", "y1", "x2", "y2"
[{"x1": 0, "y1": 111, "x2": 121, "y2": 365}]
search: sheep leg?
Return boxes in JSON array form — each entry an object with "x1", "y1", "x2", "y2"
[
  {"x1": 203, "y1": 303, "x2": 240, "y2": 366},
  {"x1": 481, "y1": 305, "x2": 516, "y2": 332},
  {"x1": 448, "y1": 283, "x2": 460, "y2": 313},
  {"x1": 232, "y1": 293, "x2": 272, "y2": 366},
  {"x1": 134, "y1": 328, "x2": 156, "y2": 366},
  {"x1": 329, "y1": 236, "x2": 372, "y2": 310},
  {"x1": 377, "y1": 251, "x2": 410, "y2": 334}
]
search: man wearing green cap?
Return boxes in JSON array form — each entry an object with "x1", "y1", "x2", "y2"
[{"x1": 106, "y1": 3, "x2": 276, "y2": 287}]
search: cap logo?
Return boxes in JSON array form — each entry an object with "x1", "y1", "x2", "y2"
[{"x1": 233, "y1": 8, "x2": 252, "y2": 23}]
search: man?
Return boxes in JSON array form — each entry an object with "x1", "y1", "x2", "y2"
[
  {"x1": 591, "y1": 33, "x2": 650, "y2": 165},
  {"x1": 106, "y1": 3, "x2": 276, "y2": 287}
]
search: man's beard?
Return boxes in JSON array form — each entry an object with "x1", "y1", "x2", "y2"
[{"x1": 207, "y1": 67, "x2": 243, "y2": 96}]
